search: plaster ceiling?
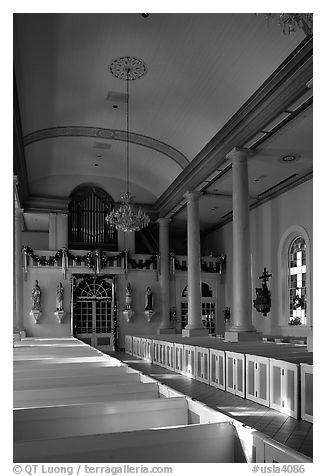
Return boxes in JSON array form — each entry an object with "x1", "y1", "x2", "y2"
[{"x1": 13, "y1": 13, "x2": 312, "y2": 233}]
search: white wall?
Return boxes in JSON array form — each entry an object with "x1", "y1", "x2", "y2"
[
  {"x1": 202, "y1": 179, "x2": 313, "y2": 336},
  {"x1": 22, "y1": 266, "x2": 165, "y2": 345},
  {"x1": 23, "y1": 267, "x2": 72, "y2": 338},
  {"x1": 22, "y1": 231, "x2": 49, "y2": 250}
]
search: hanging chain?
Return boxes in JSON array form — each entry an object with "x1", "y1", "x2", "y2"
[{"x1": 126, "y1": 70, "x2": 130, "y2": 196}]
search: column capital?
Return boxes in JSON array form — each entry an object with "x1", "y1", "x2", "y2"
[
  {"x1": 157, "y1": 217, "x2": 171, "y2": 226},
  {"x1": 226, "y1": 147, "x2": 254, "y2": 163},
  {"x1": 183, "y1": 190, "x2": 202, "y2": 202}
]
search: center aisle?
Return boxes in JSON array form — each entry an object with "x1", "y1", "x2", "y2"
[{"x1": 110, "y1": 351, "x2": 313, "y2": 459}]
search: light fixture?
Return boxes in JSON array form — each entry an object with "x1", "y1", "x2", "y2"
[
  {"x1": 106, "y1": 57, "x2": 150, "y2": 232},
  {"x1": 282, "y1": 155, "x2": 297, "y2": 162},
  {"x1": 261, "y1": 13, "x2": 313, "y2": 35}
]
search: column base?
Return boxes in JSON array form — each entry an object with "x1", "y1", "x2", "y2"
[
  {"x1": 157, "y1": 327, "x2": 175, "y2": 335},
  {"x1": 307, "y1": 334, "x2": 313, "y2": 352},
  {"x1": 224, "y1": 330, "x2": 263, "y2": 342},
  {"x1": 182, "y1": 327, "x2": 209, "y2": 337}
]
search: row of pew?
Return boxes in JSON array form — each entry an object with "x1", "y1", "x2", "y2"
[
  {"x1": 126, "y1": 335, "x2": 313, "y2": 422},
  {"x1": 13, "y1": 337, "x2": 312, "y2": 463}
]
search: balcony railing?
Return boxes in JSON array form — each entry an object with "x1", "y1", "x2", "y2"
[{"x1": 22, "y1": 248, "x2": 225, "y2": 274}]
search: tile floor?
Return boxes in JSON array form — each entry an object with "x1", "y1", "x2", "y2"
[{"x1": 111, "y1": 351, "x2": 313, "y2": 460}]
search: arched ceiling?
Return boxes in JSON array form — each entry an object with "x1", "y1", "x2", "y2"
[{"x1": 13, "y1": 13, "x2": 312, "y2": 233}]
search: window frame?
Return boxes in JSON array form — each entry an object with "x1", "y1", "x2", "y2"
[{"x1": 278, "y1": 226, "x2": 312, "y2": 328}]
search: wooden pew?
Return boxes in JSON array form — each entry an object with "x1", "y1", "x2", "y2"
[
  {"x1": 14, "y1": 397, "x2": 189, "y2": 440},
  {"x1": 14, "y1": 421, "x2": 236, "y2": 463},
  {"x1": 14, "y1": 382, "x2": 160, "y2": 409},
  {"x1": 14, "y1": 370, "x2": 141, "y2": 390},
  {"x1": 13, "y1": 363, "x2": 134, "y2": 380}
]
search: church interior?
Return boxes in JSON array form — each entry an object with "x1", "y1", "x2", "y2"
[{"x1": 13, "y1": 13, "x2": 313, "y2": 464}]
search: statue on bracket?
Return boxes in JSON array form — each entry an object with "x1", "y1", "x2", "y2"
[
  {"x1": 54, "y1": 282, "x2": 66, "y2": 324},
  {"x1": 56, "y1": 282, "x2": 64, "y2": 311},
  {"x1": 123, "y1": 282, "x2": 134, "y2": 322},
  {"x1": 30, "y1": 280, "x2": 42, "y2": 323},
  {"x1": 144, "y1": 286, "x2": 155, "y2": 322},
  {"x1": 253, "y1": 268, "x2": 272, "y2": 316}
]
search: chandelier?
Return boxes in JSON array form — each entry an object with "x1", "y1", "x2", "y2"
[
  {"x1": 106, "y1": 57, "x2": 150, "y2": 232},
  {"x1": 261, "y1": 13, "x2": 313, "y2": 35}
]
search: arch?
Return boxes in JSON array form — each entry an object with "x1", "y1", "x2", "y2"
[
  {"x1": 277, "y1": 225, "x2": 312, "y2": 328},
  {"x1": 76, "y1": 276, "x2": 112, "y2": 300},
  {"x1": 23, "y1": 126, "x2": 189, "y2": 169},
  {"x1": 181, "y1": 282, "x2": 214, "y2": 298}
]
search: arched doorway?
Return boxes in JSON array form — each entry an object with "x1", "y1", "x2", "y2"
[{"x1": 72, "y1": 274, "x2": 116, "y2": 351}]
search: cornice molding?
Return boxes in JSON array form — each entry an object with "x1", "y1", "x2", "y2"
[
  {"x1": 24, "y1": 195, "x2": 159, "y2": 220},
  {"x1": 23, "y1": 126, "x2": 189, "y2": 170},
  {"x1": 155, "y1": 37, "x2": 313, "y2": 218},
  {"x1": 202, "y1": 171, "x2": 313, "y2": 237},
  {"x1": 24, "y1": 195, "x2": 70, "y2": 213}
]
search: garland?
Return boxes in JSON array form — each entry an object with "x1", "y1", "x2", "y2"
[
  {"x1": 172, "y1": 254, "x2": 226, "y2": 273},
  {"x1": 22, "y1": 246, "x2": 126, "y2": 278},
  {"x1": 128, "y1": 252, "x2": 159, "y2": 269},
  {"x1": 22, "y1": 246, "x2": 224, "y2": 275}
]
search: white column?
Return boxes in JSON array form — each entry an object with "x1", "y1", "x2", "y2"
[
  {"x1": 56, "y1": 213, "x2": 68, "y2": 249},
  {"x1": 225, "y1": 147, "x2": 261, "y2": 342},
  {"x1": 182, "y1": 191, "x2": 208, "y2": 337},
  {"x1": 157, "y1": 218, "x2": 174, "y2": 334},
  {"x1": 14, "y1": 208, "x2": 24, "y2": 330},
  {"x1": 49, "y1": 213, "x2": 57, "y2": 250}
]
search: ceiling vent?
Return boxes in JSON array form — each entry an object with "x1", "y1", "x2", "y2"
[
  {"x1": 106, "y1": 90, "x2": 128, "y2": 103},
  {"x1": 93, "y1": 142, "x2": 112, "y2": 150}
]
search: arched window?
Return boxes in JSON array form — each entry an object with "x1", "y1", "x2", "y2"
[
  {"x1": 278, "y1": 226, "x2": 311, "y2": 328},
  {"x1": 288, "y1": 237, "x2": 307, "y2": 325},
  {"x1": 68, "y1": 185, "x2": 117, "y2": 251},
  {"x1": 181, "y1": 282, "x2": 216, "y2": 333}
]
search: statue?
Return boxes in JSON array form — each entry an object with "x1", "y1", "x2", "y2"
[
  {"x1": 56, "y1": 282, "x2": 64, "y2": 311},
  {"x1": 145, "y1": 286, "x2": 153, "y2": 311},
  {"x1": 31, "y1": 280, "x2": 41, "y2": 311},
  {"x1": 125, "y1": 283, "x2": 132, "y2": 310}
]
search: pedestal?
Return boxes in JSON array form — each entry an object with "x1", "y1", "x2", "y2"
[
  {"x1": 144, "y1": 310, "x2": 155, "y2": 322},
  {"x1": 123, "y1": 309, "x2": 135, "y2": 323},
  {"x1": 30, "y1": 310, "x2": 42, "y2": 324},
  {"x1": 224, "y1": 330, "x2": 263, "y2": 342},
  {"x1": 182, "y1": 327, "x2": 209, "y2": 337},
  {"x1": 307, "y1": 334, "x2": 313, "y2": 352},
  {"x1": 54, "y1": 310, "x2": 66, "y2": 324}
]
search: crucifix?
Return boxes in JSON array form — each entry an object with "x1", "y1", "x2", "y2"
[{"x1": 259, "y1": 268, "x2": 272, "y2": 287}]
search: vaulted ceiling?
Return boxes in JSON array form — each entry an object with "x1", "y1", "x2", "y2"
[{"x1": 13, "y1": 13, "x2": 313, "y2": 235}]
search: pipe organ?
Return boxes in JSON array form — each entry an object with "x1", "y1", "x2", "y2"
[{"x1": 69, "y1": 186, "x2": 117, "y2": 250}]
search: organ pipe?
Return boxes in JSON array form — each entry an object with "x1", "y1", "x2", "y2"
[{"x1": 68, "y1": 187, "x2": 117, "y2": 249}]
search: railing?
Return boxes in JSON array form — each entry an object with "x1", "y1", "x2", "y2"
[{"x1": 23, "y1": 249, "x2": 224, "y2": 273}]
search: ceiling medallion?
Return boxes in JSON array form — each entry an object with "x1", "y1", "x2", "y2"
[
  {"x1": 261, "y1": 13, "x2": 313, "y2": 35},
  {"x1": 106, "y1": 56, "x2": 150, "y2": 232},
  {"x1": 109, "y1": 56, "x2": 147, "y2": 81}
]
